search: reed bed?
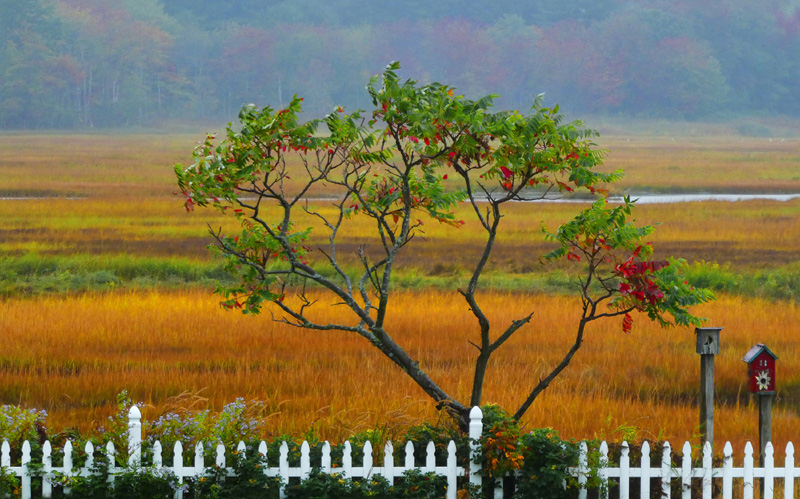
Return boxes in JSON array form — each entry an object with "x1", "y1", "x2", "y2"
[
  {"x1": 2, "y1": 132, "x2": 800, "y2": 449},
  {"x1": 1, "y1": 289, "x2": 797, "y2": 450},
  {"x1": 2, "y1": 196, "x2": 800, "y2": 273}
]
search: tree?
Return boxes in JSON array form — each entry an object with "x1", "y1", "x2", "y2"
[{"x1": 175, "y1": 62, "x2": 713, "y2": 428}]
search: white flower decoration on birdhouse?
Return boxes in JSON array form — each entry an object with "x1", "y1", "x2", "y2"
[{"x1": 755, "y1": 370, "x2": 771, "y2": 391}]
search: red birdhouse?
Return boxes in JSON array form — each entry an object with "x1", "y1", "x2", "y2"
[{"x1": 742, "y1": 343, "x2": 778, "y2": 394}]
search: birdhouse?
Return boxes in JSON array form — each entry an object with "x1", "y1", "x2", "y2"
[
  {"x1": 742, "y1": 343, "x2": 778, "y2": 394},
  {"x1": 696, "y1": 327, "x2": 722, "y2": 355}
]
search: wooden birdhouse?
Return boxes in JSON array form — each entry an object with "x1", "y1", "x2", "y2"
[
  {"x1": 742, "y1": 343, "x2": 778, "y2": 394},
  {"x1": 695, "y1": 327, "x2": 722, "y2": 355}
]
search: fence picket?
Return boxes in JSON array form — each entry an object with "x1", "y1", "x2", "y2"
[
  {"x1": 598, "y1": 441, "x2": 609, "y2": 497},
  {"x1": 446, "y1": 440, "x2": 457, "y2": 499},
  {"x1": 21, "y1": 441, "x2": 30, "y2": 499},
  {"x1": 215, "y1": 443, "x2": 225, "y2": 468},
  {"x1": 106, "y1": 442, "x2": 116, "y2": 489},
  {"x1": 577, "y1": 441, "x2": 588, "y2": 499},
  {"x1": 723, "y1": 442, "x2": 733, "y2": 499},
  {"x1": 425, "y1": 441, "x2": 435, "y2": 473},
  {"x1": 84, "y1": 441, "x2": 95, "y2": 473},
  {"x1": 41, "y1": 441, "x2": 52, "y2": 498},
  {"x1": 660, "y1": 441, "x2": 671, "y2": 499},
  {"x1": 342, "y1": 441, "x2": 353, "y2": 478},
  {"x1": 362, "y1": 441, "x2": 373, "y2": 478},
  {"x1": 404, "y1": 441, "x2": 414, "y2": 469},
  {"x1": 702, "y1": 441, "x2": 712, "y2": 499},
  {"x1": 279, "y1": 441, "x2": 289, "y2": 498},
  {"x1": 321, "y1": 441, "x2": 331, "y2": 473},
  {"x1": 785, "y1": 443, "x2": 795, "y2": 499},
  {"x1": 744, "y1": 442, "x2": 754, "y2": 499},
  {"x1": 764, "y1": 442, "x2": 775, "y2": 499},
  {"x1": 63, "y1": 440, "x2": 73, "y2": 496},
  {"x1": 173, "y1": 441, "x2": 184, "y2": 499},
  {"x1": 681, "y1": 441, "x2": 691, "y2": 499},
  {"x1": 1, "y1": 441, "x2": 9, "y2": 467},
  {"x1": 640, "y1": 441, "x2": 650, "y2": 499},
  {"x1": 619, "y1": 441, "x2": 630, "y2": 499},
  {"x1": 383, "y1": 441, "x2": 394, "y2": 482},
  {"x1": 152, "y1": 441, "x2": 162, "y2": 468},
  {"x1": 300, "y1": 441, "x2": 310, "y2": 480}
]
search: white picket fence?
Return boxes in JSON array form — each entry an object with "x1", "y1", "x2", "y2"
[{"x1": 0, "y1": 405, "x2": 797, "y2": 498}]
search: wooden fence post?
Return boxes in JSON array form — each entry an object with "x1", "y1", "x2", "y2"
[
  {"x1": 468, "y1": 407, "x2": 483, "y2": 492},
  {"x1": 127, "y1": 405, "x2": 142, "y2": 467}
]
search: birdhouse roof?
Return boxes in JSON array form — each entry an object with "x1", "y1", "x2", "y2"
[{"x1": 742, "y1": 343, "x2": 779, "y2": 363}]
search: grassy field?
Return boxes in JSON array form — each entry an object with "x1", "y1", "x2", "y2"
[{"x1": 1, "y1": 131, "x2": 800, "y2": 449}]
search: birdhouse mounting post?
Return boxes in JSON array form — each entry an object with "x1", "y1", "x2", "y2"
[
  {"x1": 696, "y1": 327, "x2": 722, "y2": 448},
  {"x1": 742, "y1": 343, "x2": 778, "y2": 466}
]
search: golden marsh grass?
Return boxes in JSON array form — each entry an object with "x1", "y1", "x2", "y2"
[
  {"x1": 0, "y1": 289, "x2": 798, "y2": 449},
  {"x1": 2, "y1": 131, "x2": 800, "y2": 448}
]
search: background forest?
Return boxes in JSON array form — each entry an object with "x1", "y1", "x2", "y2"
[{"x1": 2, "y1": 0, "x2": 800, "y2": 129}]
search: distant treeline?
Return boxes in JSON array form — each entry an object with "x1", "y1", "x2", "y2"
[{"x1": 2, "y1": 0, "x2": 799, "y2": 128}]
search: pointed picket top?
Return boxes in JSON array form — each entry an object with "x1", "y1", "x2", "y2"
[
  {"x1": 681, "y1": 441, "x2": 693, "y2": 499},
  {"x1": 619, "y1": 441, "x2": 630, "y2": 499},
  {"x1": 42, "y1": 440, "x2": 52, "y2": 496},
  {"x1": 384, "y1": 441, "x2": 395, "y2": 480},
  {"x1": 85, "y1": 441, "x2": 95, "y2": 469},
  {"x1": 279, "y1": 441, "x2": 290, "y2": 489},
  {"x1": 447, "y1": 440, "x2": 457, "y2": 465},
  {"x1": 153, "y1": 441, "x2": 162, "y2": 468},
  {"x1": 722, "y1": 442, "x2": 734, "y2": 499},
  {"x1": 194, "y1": 441, "x2": 204, "y2": 471},
  {"x1": 577, "y1": 441, "x2": 589, "y2": 493},
  {"x1": 343, "y1": 441, "x2": 353, "y2": 476},
  {"x1": 384, "y1": 441, "x2": 394, "y2": 467},
  {"x1": 321, "y1": 441, "x2": 331, "y2": 472},
  {"x1": 363, "y1": 441, "x2": 373, "y2": 477},
  {"x1": 599, "y1": 441, "x2": 609, "y2": 462},
  {"x1": 64, "y1": 440, "x2": 74, "y2": 468},
  {"x1": 300, "y1": 441, "x2": 311, "y2": 479},
  {"x1": 258, "y1": 441, "x2": 267, "y2": 457},
  {"x1": 237, "y1": 441, "x2": 247, "y2": 455},
  {"x1": 1, "y1": 441, "x2": 10, "y2": 467},
  {"x1": 215, "y1": 443, "x2": 225, "y2": 467},
  {"x1": 744, "y1": 441, "x2": 754, "y2": 461},
  {"x1": 22, "y1": 440, "x2": 31, "y2": 459},
  {"x1": 404, "y1": 441, "x2": 415, "y2": 469},
  {"x1": 106, "y1": 441, "x2": 116, "y2": 461},
  {"x1": 173, "y1": 441, "x2": 184, "y2": 471},
  {"x1": 425, "y1": 441, "x2": 436, "y2": 471},
  {"x1": 787, "y1": 441, "x2": 795, "y2": 458}
]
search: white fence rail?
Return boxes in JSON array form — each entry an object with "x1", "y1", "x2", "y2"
[{"x1": 0, "y1": 406, "x2": 797, "y2": 498}]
